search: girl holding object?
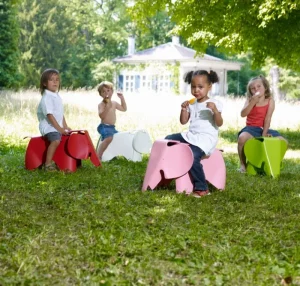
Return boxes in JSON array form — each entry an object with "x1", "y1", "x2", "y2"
[
  {"x1": 165, "y1": 70, "x2": 223, "y2": 197},
  {"x1": 237, "y1": 75, "x2": 287, "y2": 173}
]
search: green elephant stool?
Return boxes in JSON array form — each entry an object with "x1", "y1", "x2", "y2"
[{"x1": 244, "y1": 137, "x2": 287, "y2": 178}]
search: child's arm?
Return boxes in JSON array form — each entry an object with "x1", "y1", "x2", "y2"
[
  {"x1": 47, "y1": 114, "x2": 69, "y2": 135},
  {"x1": 207, "y1": 102, "x2": 223, "y2": 127},
  {"x1": 98, "y1": 101, "x2": 112, "y2": 120},
  {"x1": 241, "y1": 93, "x2": 263, "y2": 117},
  {"x1": 62, "y1": 116, "x2": 71, "y2": 131},
  {"x1": 262, "y1": 98, "x2": 275, "y2": 136},
  {"x1": 213, "y1": 112, "x2": 223, "y2": 127},
  {"x1": 115, "y1": 92, "x2": 127, "y2": 112},
  {"x1": 180, "y1": 101, "x2": 190, "y2": 124}
]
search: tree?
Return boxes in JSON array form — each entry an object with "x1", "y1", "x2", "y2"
[
  {"x1": 18, "y1": 0, "x2": 98, "y2": 88},
  {"x1": 129, "y1": 11, "x2": 175, "y2": 50},
  {"x1": 262, "y1": 58, "x2": 300, "y2": 100},
  {"x1": 18, "y1": 0, "x2": 132, "y2": 88},
  {"x1": 0, "y1": 0, "x2": 22, "y2": 89},
  {"x1": 131, "y1": 0, "x2": 300, "y2": 71}
]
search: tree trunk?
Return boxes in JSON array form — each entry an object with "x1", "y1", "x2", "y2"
[{"x1": 269, "y1": 66, "x2": 285, "y2": 101}]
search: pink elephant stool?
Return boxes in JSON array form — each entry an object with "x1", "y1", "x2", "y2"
[
  {"x1": 142, "y1": 139, "x2": 226, "y2": 194},
  {"x1": 25, "y1": 130, "x2": 101, "y2": 172}
]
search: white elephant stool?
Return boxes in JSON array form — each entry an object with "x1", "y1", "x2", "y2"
[
  {"x1": 142, "y1": 139, "x2": 226, "y2": 193},
  {"x1": 98, "y1": 130, "x2": 152, "y2": 162}
]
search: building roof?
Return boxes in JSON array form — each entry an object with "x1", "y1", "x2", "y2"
[
  {"x1": 113, "y1": 42, "x2": 223, "y2": 63},
  {"x1": 112, "y1": 38, "x2": 243, "y2": 71}
]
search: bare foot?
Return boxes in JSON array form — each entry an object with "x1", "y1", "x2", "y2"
[{"x1": 238, "y1": 166, "x2": 246, "y2": 173}]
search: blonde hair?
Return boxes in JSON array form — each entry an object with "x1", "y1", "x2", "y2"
[
  {"x1": 97, "y1": 81, "x2": 114, "y2": 96},
  {"x1": 246, "y1": 75, "x2": 271, "y2": 99}
]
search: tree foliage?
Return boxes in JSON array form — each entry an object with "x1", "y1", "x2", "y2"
[
  {"x1": 16, "y1": 0, "x2": 177, "y2": 88},
  {"x1": 0, "y1": 0, "x2": 22, "y2": 88},
  {"x1": 18, "y1": 0, "x2": 130, "y2": 88},
  {"x1": 131, "y1": 0, "x2": 300, "y2": 71},
  {"x1": 130, "y1": 11, "x2": 175, "y2": 50}
]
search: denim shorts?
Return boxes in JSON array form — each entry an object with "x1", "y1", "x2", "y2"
[
  {"x1": 97, "y1": 123, "x2": 118, "y2": 140},
  {"x1": 44, "y1": 131, "x2": 61, "y2": 142},
  {"x1": 238, "y1": 126, "x2": 281, "y2": 137}
]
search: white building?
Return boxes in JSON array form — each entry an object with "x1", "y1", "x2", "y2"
[{"x1": 113, "y1": 36, "x2": 242, "y2": 96}]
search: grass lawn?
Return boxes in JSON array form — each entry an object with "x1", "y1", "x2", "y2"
[{"x1": 1, "y1": 90, "x2": 300, "y2": 285}]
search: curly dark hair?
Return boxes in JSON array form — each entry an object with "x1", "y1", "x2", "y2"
[{"x1": 184, "y1": 70, "x2": 219, "y2": 85}]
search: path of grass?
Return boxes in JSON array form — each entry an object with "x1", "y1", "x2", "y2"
[{"x1": 1, "y1": 139, "x2": 300, "y2": 285}]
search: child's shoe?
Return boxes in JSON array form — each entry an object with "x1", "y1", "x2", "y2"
[
  {"x1": 192, "y1": 190, "x2": 210, "y2": 198},
  {"x1": 44, "y1": 161, "x2": 58, "y2": 172}
]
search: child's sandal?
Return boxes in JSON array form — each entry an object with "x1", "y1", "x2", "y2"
[{"x1": 44, "y1": 162, "x2": 58, "y2": 172}]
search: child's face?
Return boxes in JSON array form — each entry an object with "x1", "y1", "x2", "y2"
[
  {"x1": 100, "y1": 86, "x2": 113, "y2": 98},
  {"x1": 249, "y1": 79, "x2": 265, "y2": 96},
  {"x1": 45, "y1": 73, "x2": 60, "y2": 93},
  {"x1": 191, "y1": 75, "x2": 212, "y2": 102}
]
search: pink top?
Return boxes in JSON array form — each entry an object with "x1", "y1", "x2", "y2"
[{"x1": 246, "y1": 100, "x2": 270, "y2": 127}]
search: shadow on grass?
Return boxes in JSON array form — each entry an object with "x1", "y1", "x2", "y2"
[{"x1": 220, "y1": 128, "x2": 300, "y2": 150}]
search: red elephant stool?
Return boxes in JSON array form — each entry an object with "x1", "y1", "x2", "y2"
[
  {"x1": 25, "y1": 130, "x2": 101, "y2": 172},
  {"x1": 142, "y1": 139, "x2": 226, "y2": 193}
]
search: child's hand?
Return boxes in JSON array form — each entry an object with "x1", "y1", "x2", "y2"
[
  {"x1": 252, "y1": 92, "x2": 263, "y2": 103},
  {"x1": 103, "y1": 96, "x2": 110, "y2": 103},
  {"x1": 206, "y1": 102, "x2": 217, "y2": 113},
  {"x1": 181, "y1": 101, "x2": 189, "y2": 109},
  {"x1": 60, "y1": 127, "x2": 70, "y2": 135},
  {"x1": 104, "y1": 99, "x2": 112, "y2": 109},
  {"x1": 65, "y1": 127, "x2": 71, "y2": 133},
  {"x1": 117, "y1": 92, "x2": 124, "y2": 98}
]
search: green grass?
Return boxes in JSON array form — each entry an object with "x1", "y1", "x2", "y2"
[
  {"x1": 1, "y1": 138, "x2": 300, "y2": 285},
  {"x1": 1, "y1": 90, "x2": 300, "y2": 285}
]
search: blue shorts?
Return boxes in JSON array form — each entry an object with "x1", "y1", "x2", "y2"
[
  {"x1": 238, "y1": 126, "x2": 281, "y2": 138},
  {"x1": 44, "y1": 132, "x2": 61, "y2": 142},
  {"x1": 97, "y1": 123, "x2": 118, "y2": 141}
]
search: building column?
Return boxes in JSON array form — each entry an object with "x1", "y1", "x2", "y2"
[{"x1": 218, "y1": 69, "x2": 227, "y2": 96}]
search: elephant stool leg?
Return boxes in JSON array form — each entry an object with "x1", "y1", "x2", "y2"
[
  {"x1": 176, "y1": 173, "x2": 193, "y2": 194},
  {"x1": 201, "y1": 149, "x2": 226, "y2": 190},
  {"x1": 53, "y1": 135, "x2": 78, "y2": 172},
  {"x1": 142, "y1": 139, "x2": 194, "y2": 192},
  {"x1": 25, "y1": 136, "x2": 48, "y2": 170}
]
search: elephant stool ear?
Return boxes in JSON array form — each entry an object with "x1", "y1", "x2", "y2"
[
  {"x1": 163, "y1": 142, "x2": 193, "y2": 179},
  {"x1": 67, "y1": 133, "x2": 89, "y2": 159},
  {"x1": 132, "y1": 130, "x2": 152, "y2": 154}
]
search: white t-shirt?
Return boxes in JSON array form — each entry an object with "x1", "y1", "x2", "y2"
[
  {"x1": 37, "y1": 89, "x2": 64, "y2": 135},
  {"x1": 181, "y1": 98, "x2": 223, "y2": 155}
]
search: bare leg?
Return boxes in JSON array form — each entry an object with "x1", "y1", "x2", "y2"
[
  {"x1": 97, "y1": 137, "x2": 113, "y2": 159},
  {"x1": 237, "y1": 132, "x2": 253, "y2": 172},
  {"x1": 45, "y1": 140, "x2": 60, "y2": 166}
]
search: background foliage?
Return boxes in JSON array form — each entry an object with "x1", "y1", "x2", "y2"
[
  {"x1": 131, "y1": 0, "x2": 300, "y2": 98},
  {"x1": 0, "y1": 0, "x2": 299, "y2": 98},
  {"x1": 0, "y1": 0, "x2": 22, "y2": 88},
  {"x1": 132, "y1": 0, "x2": 300, "y2": 71}
]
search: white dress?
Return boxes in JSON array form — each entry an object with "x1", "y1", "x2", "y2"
[{"x1": 181, "y1": 98, "x2": 223, "y2": 155}]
